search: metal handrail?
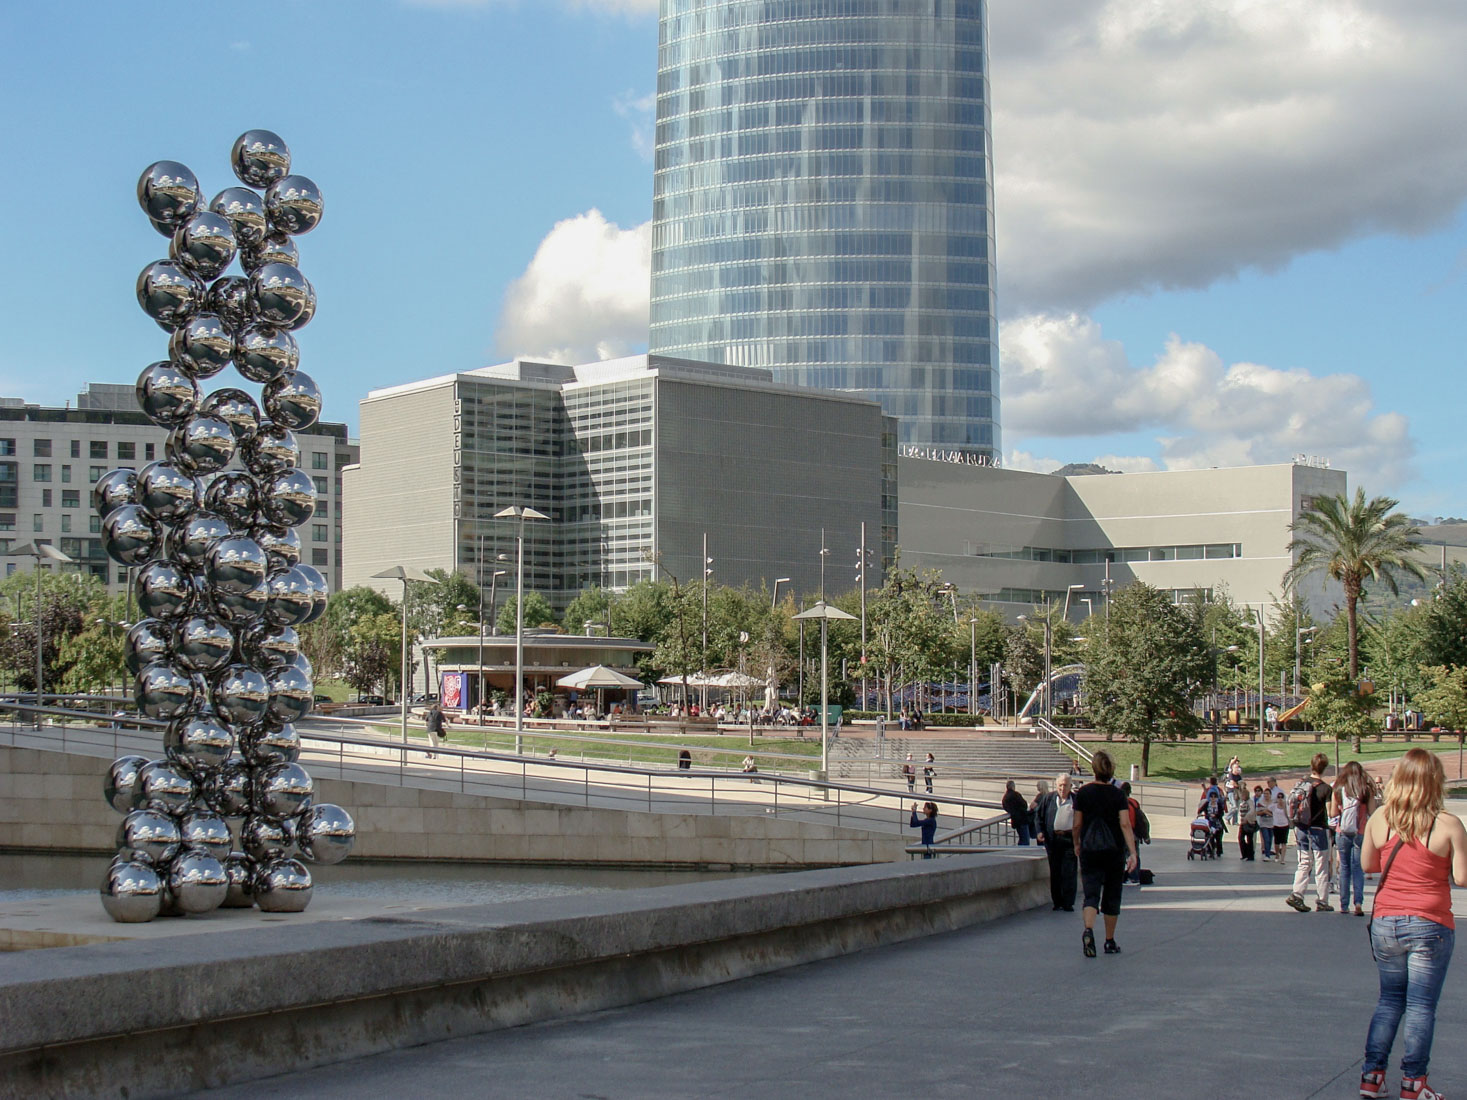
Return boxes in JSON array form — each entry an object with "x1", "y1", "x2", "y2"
[{"x1": 1037, "y1": 716, "x2": 1093, "y2": 763}]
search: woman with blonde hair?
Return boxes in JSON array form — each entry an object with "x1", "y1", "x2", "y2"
[
  {"x1": 1333, "y1": 759, "x2": 1376, "y2": 917},
  {"x1": 1358, "y1": 749, "x2": 1467, "y2": 1100}
]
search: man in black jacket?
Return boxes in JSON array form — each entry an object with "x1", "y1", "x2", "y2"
[
  {"x1": 1002, "y1": 779, "x2": 1032, "y2": 845},
  {"x1": 1033, "y1": 773, "x2": 1078, "y2": 911}
]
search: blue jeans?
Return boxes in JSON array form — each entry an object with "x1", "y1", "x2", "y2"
[
  {"x1": 1365, "y1": 917, "x2": 1455, "y2": 1078},
  {"x1": 1015, "y1": 822, "x2": 1031, "y2": 846},
  {"x1": 1337, "y1": 832, "x2": 1365, "y2": 910},
  {"x1": 1260, "y1": 825, "x2": 1274, "y2": 858}
]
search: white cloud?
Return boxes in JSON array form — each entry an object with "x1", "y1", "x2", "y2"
[
  {"x1": 990, "y1": 0, "x2": 1467, "y2": 311},
  {"x1": 1003, "y1": 449, "x2": 1063, "y2": 474},
  {"x1": 495, "y1": 210, "x2": 651, "y2": 363},
  {"x1": 613, "y1": 91, "x2": 657, "y2": 161},
  {"x1": 1000, "y1": 312, "x2": 1415, "y2": 485}
]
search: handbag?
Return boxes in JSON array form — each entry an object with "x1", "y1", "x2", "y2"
[{"x1": 1080, "y1": 813, "x2": 1121, "y2": 854}]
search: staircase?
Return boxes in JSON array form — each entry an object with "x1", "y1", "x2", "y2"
[{"x1": 829, "y1": 735, "x2": 1077, "y2": 781}]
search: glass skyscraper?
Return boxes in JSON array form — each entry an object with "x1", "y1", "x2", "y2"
[{"x1": 650, "y1": 0, "x2": 999, "y2": 459}]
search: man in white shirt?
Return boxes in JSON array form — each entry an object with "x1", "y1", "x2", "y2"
[{"x1": 1034, "y1": 773, "x2": 1078, "y2": 911}]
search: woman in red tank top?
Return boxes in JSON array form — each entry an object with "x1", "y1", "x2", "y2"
[{"x1": 1358, "y1": 749, "x2": 1467, "y2": 1100}]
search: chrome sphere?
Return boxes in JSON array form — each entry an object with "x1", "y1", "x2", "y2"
[
  {"x1": 209, "y1": 186, "x2": 268, "y2": 247},
  {"x1": 293, "y1": 564, "x2": 329, "y2": 624},
  {"x1": 136, "y1": 261, "x2": 203, "y2": 329},
  {"x1": 198, "y1": 387, "x2": 261, "y2": 441},
  {"x1": 137, "y1": 161, "x2": 202, "y2": 227},
  {"x1": 264, "y1": 175, "x2": 323, "y2": 235},
  {"x1": 123, "y1": 618, "x2": 172, "y2": 676},
  {"x1": 101, "y1": 859, "x2": 164, "y2": 923},
  {"x1": 211, "y1": 580, "x2": 269, "y2": 625},
  {"x1": 136, "y1": 361, "x2": 201, "y2": 428},
  {"x1": 265, "y1": 662, "x2": 313, "y2": 726},
  {"x1": 240, "y1": 234, "x2": 298, "y2": 275},
  {"x1": 166, "y1": 511, "x2": 233, "y2": 574},
  {"x1": 233, "y1": 324, "x2": 298, "y2": 384},
  {"x1": 205, "y1": 275, "x2": 254, "y2": 331},
  {"x1": 263, "y1": 566, "x2": 314, "y2": 627},
  {"x1": 177, "y1": 810, "x2": 233, "y2": 860},
  {"x1": 241, "y1": 722, "x2": 301, "y2": 766},
  {"x1": 249, "y1": 262, "x2": 312, "y2": 328},
  {"x1": 203, "y1": 470, "x2": 259, "y2": 527},
  {"x1": 167, "y1": 849, "x2": 228, "y2": 914},
  {"x1": 296, "y1": 803, "x2": 355, "y2": 866},
  {"x1": 294, "y1": 276, "x2": 317, "y2": 328},
  {"x1": 252, "y1": 524, "x2": 301, "y2": 570},
  {"x1": 165, "y1": 713, "x2": 235, "y2": 773},
  {"x1": 135, "y1": 760, "x2": 195, "y2": 815},
  {"x1": 212, "y1": 663, "x2": 270, "y2": 727},
  {"x1": 262, "y1": 371, "x2": 322, "y2": 432},
  {"x1": 168, "y1": 314, "x2": 234, "y2": 380},
  {"x1": 259, "y1": 469, "x2": 315, "y2": 528},
  {"x1": 135, "y1": 660, "x2": 197, "y2": 720},
  {"x1": 166, "y1": 415, "x2": 236, "y2": 476},
  {"x1": 242, "y1": 621, "x2": 300, "y2": 670},
  {"x1": 253, "y1": 858, "x2": 312, "y2": 913},
  {"x1": 289, "y1": 650, "x2": 314, "y2": 681},
  {"x1": 206, "y1": 762, "x2": 251, "y2": 817},
  {"x1": 136, "y1": 460, "x2": 201, "y2": 522},
  {"x1": 102, "y1": 504, "x2": 160, "y2": 566},
  {"x1": 116, "y1": 808, "x2": 182, "y2": 864},
  {"x1": 135, "y1": 559, "x2": 193, "y2": 620},
  {"x1": 206, "y1": 535, "x2": 268, "y2": 595},
  {"x1": 240, "y1": 814, "x2": 288, "y2": 861},
  {"x1": 255, "y1": 762, "x2": 313, "y2": 821},
  {"x1": 242, "y1": 422, "x2": 299, "y2": 476},
  {"x1": 220, "y1": 852, "x2": 255, "y2": 907},
  {"x1": 92, "y1": 468, "x2": 138, "y2": 518},
  {"x1": 104, "y1": 754, "x2": 150, "y2": 812},
  {"x1": 232, "y1": 130, "x2": 290, "y2": 189},
  {"x1": 173, "y1": 614, "x2": 236, "y2": 674},
  {"x1": 169, "y1": 211, "x2": 237, "y2": 281}
]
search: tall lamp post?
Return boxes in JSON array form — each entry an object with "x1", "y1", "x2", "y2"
[
  {"x1": 371, "y1": 566, "x2": 438, "y2": 748},
  {"x1": 856, "y1": 523, "x2": 869, "y2": 712},
  {"x1": 496, "y1": 505, "x2": 548, "y2": 754},
  {"x1": 7, "y1": 542, "x2": 74, "y2": 726},
  {"x1": 702, "y1": 533, "x2": 712, "y2": 714},
  {"x1": 793, "y1": 599, "x2": 857, "y2": 779},
  {"x1": 771, "y1": 577, "x2": 791, "y2": 610},
  {"x1": 968, "y1": 617, "x2": 979, "y2": 717},
  {"x1": 1063, "y1": 583, "x2": 1084, "y2": 621}
]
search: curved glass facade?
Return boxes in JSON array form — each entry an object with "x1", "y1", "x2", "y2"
[{"x1": 650, "y1": 0, "x2": 999, "y2": 458}]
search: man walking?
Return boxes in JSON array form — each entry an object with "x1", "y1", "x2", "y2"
[
  {"x1": 1285, "y1": 753, "x2": 1334, "y2": 913},
  {"x1": 1034, "y1": 773, "x2": 1077, "y2": 910},
  {"x1": 1002, "y1": 779, "x2": 1032, "y2": 845},
  {"x1": 901, "y1": 753, "x2": 916, "y2": 793},
  {"x1": 425, "y1": 703, "x2": 447, "y2": 759}
]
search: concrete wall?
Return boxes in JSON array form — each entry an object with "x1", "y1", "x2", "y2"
[{"x1": 0, "y1": 745, "x2": 909, "y2": 869}]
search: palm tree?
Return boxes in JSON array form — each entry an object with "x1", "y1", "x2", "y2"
[{"x1": 1284, "y1": 489, "x2": 1429, "y2": 681}]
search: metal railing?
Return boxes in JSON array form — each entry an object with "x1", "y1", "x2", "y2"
[
  {"x1": 0, "y1": 700, "x2": 1005, "y2": 838},
  {"x1": 1037, "y1": 716, "x2": 1093, "y2": 764},
  {"x1": 905, "y1": 811, "x2": 1028, "y2": 858}
]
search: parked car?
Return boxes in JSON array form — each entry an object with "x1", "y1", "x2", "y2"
[
  {"x1": 313, "y1": 694, "x2": 332, "y2": 705},
  {"x1": 354, "y1": 694, "x2": 387, "y2": 706},
  {"x1": 410, "y1": 692, "x2": 439, "y2": 704}
]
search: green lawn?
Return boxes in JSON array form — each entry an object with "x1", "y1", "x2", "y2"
[{"x1": 1075, "y1": 737, "x2": 1464, "y2": 784}]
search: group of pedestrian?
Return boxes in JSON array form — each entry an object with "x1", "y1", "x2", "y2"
[{"x1": 900, "y1": 753, "x2": 935, "y2": 794}]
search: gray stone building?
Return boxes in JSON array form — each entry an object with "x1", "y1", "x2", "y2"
[{"x1": 342, "y1": 355, "x2": 897, "y2": 610}]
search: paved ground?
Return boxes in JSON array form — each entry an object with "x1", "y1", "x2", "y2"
[{"x1": 200, "y1": 839, "x2": 1467, "y2": 1099}]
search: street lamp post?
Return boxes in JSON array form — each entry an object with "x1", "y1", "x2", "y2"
[
  {"x1": 702, "y1": 532, "x2": 712, "y2": 713},
  {"x1": 1081, "y1": 597, "x2": 1093, "y2": 620},
  {"x1": 370, "y1": 565, "x2": 438, "y2": 748},
  {"x1": 819, "y1": 528, "x2": 829, "y2": 600},
  {"x1": 968, "y1": 617, "x2": 979, "y2": 718},
  {"x1": 793, "y1": 600, "x2": 857, "y2": 780},
  {"x1": 856, "y1": 522, "x2": 868, "y2": 713},
  {"x1": 7, "y1": 542, "x2": 74, "y2": 726},
  {"x1": 1063, "y1": 583, "x2": 1084, "y2": 621},
  {"x1": 771, "y1": 577, "x2": 791, "y2": 610},
  {"x1": 1256, "y1": 605, "x2": 1267, "y2": 743},
  {"x1": 496, "y1": 505, "x2": 548, "y2": 754}
]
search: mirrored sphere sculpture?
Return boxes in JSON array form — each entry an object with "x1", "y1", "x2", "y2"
[
  {"x1": 104, "y1": 755, "x2": 150, "y2": 813},
  {"x1": 137, "y1": 161, "x2": 202, "y2": 227},
  {"x1": 253, "y1": 858, "x2": 312, "y2": 912},
  {"x1": 168, "y1": 850, "x2": 229, "y2": 914},
  {"x1": 101, "y1": 860, "x2": 165, "y2": 923},
  {"x1": 232, "y1": 130, "x2": 290, "y2": 188}
]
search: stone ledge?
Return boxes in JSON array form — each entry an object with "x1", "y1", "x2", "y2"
[{"x1": 0, "y1": 852, "x2": 1045, "y2": 1098}]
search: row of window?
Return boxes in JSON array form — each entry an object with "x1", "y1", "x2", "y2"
[
  {"x1": 660, "y1": 333, "x2": 995, "y2": 369},
  {"x1": 659, "y1": 72, "x2": 986, "y2": 114},
  {"x1": 662, "y1": 0, "x2": 986, "y2": 28},
  {"x1": 652, "y1": 231, "x2": 990, "y2": 268},
  {"x1": 975, "y1": 544, "x2": 1245, "y2": 564},
  {"x1": 651, "y1": 284, "x2": 989, "y2": 319},
  {"x1": 654, "y1": 182, "x2": 992, "y2": 224},
  {"x1": 652, "y1": 255, "x2": 992, "y2": 293},
  {"x1": 657, "y1": 97, "x2": 986, "y2": 136},
  {"x1": 655, "y1": 119, "x2": 987, "y2": 159}
]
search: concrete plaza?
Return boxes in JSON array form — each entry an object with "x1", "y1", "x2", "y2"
[{"x1": 201, "y1": 838, "x2": 1467, "y2": 1099}]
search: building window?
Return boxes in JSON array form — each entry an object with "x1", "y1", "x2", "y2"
[
  {"x1": 312, "y1": 548, "x2": 329, "y2": 567},
  {"x1": 0, "y1": 514, "x2": 13, "y2": 531},
  {"x1": 312, "y1": 452, "x2": 329, "y2": 470},
  {"x1": 89, "y1": 514, "x2": 101, "y2": 534},
  {"x1": 89, "y1": 466, "x2": 105, "y2": 483},
  {"x1": 33, "y1": 514, "x2": 42, "y2": 532},
  {"x1": 60, "y1": 464, "x2": 71, "y2": 483},
  {"x1": 118, "y1": 568, "x2": 129, "y2": 584},
  {"x1": 117, "y1": 442, "x2": 136, "y2": 460},
  {"x1": 60, "y1": 537, "x2": 80, "y2": 557},
  {"x1": 41, "y1": 489, "x2": 51, "y2": 507},
  {"x1": 0, "y1": 439, "x2": 14, "y2": 456},
  {"x1": 316, "y1": 499, "x2": 328, "y2": 517},
  {"x1": 0, "y1": 486, "x2": 14, "y2": 509},
  {"x1": 312, "y1": 524, "x2": 328, "y2": 542},
  {"x1": 144, "y1": 443, "x2": 155, "y2": 460},
  {"x1": 70, "y1": 440, "x2": 80, "y2": 458},
  {"x1": 89, "y1": 441, "x2": 107, "y2": 459},
  {"x1": 33, "y1": 464, "x2": 51, "y2": 482},
  {"x1": 60, "y1": 514, "x2": 71, "y2": 533},
  {"x1": 312, "y1": 476, "x2": 327, "y2": 495},
  {"x1": 33, "y1": 439, "x2": 51, "y2": 458},
  {"x1": 62, "y1": 490, "x2": 79, "y2": 509}
]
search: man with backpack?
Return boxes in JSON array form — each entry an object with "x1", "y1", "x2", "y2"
[{"x1": 1284, "y1": 753, "x2": 1334, "y2": 913}]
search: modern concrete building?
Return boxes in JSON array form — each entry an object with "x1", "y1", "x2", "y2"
[
  {"x1": 897, "y1": 457, "x2": 1348, "y2": 619},
  {"x1": 0, "y1": 384, "x2": 357, "y2": 591},
  {"x1": 650, "y1": 0, "x2": 999, "y2": 460},
  {"x1": 342, "y1": 354, "x2": 896, "y2": 610}
]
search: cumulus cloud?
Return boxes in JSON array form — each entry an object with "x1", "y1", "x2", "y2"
[
  {"x1": 495, "y1": 210, "x2": 651, "y2": 363},
  {"x1": 1000, "y1": 313, "x2": 1415, "y2": 485},
  {"x1": 990, "y1": 0, "x2": 1467, "y2": 311},
  {"x1": 613, "y1": 91, "x2": 657, "y2": 161}
]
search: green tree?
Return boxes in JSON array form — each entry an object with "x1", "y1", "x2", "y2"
[
  {"x1": 1419, "y1": 569, "x2": 1467, "y2": 670},
  {"x1": 1003, "y1": 624, "x2": 1044, "y2": 708},
  {"x1": 495, "y1": 592, "x2": 558, "y2": 635},
  {"x1": 1417, "y1": 665, "x2": 1467, "y2": 732},
  {"x1": 562, "y1": 586, "x2": 612, "y2": 636},
  {"x1": 57, "y1": 593, "x2": 130, "y2": 695},
  {"x1": 1306, "y1": 663, "x2": 1378, "y2": 750},
  {"x1": 1285, "y1": 489, "x2": 1429, "y2": 680},
  {"x1": 343, "y1": 611, "x2": 401, "y2": 697},
  {"x1": 307, "y1": 585, "x2": 396, "y2": 682},
  {"x1": 0, "y1": 570, "x2": 105, "y2": 694},
  {"x1": 1083, "y1": 582, "x2": 1210, "y2": 776},
  {"x1": 1362, "y1": 603, "x2": 1431, "y2": 710}
]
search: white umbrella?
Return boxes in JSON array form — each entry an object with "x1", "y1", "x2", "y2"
[{"x1": 557, "y1": 665, "x2": 644, "y2": 690}]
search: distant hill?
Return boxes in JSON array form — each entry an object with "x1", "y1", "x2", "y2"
[{"x1": 1051, "y1": 462, "x2": 1121, "y2": 477}]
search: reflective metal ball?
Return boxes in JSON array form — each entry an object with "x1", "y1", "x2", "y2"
[
  {"x1": 135, "y1": 660, "x2": 197, "y2": 720},
  {"x1": 265, "y1": 662, "x2": 313, "y2": 726},
  {"x1": 253, "y1": 857, "x2": 312, "y2": 913},
  {"x1": 231, "y1": 130, "x2": 291, "y2": 189},
  {"x1": 198, "y1": 388, "x2": 261, "y2": 441},
  {"x1": 209, "y1": 186, "x2": 268, "y2": 247},
  {"x1": 176, "y1": 810, "x2": 233, "y2": 861},
  {"x1": 240, "y1": 234, "x2": 298, "y2": 275},
  {"x1": 255, "y1": 762, "x2": 313, "y2": 821},
  {"x1": 92, "y1": 468, "x2": 138, "y2": 519},
  {"x1": 262, "y1": 371, "x2": 322, "y2": 432},
  {"x1": 205, "y1": 276, "x2": 254, "y2": 332},
  {"x1": 297, "y1": 803, "x2": 355, "y2": 866},
  {"x1": 206, "y1": 536, "x2": 268, "y2": 595},
  {"x1": 202, "y1": 470, "x2": 259, "y2": 527},
  {"x1": 137, "y1": 161, "x2": 202, "y2": 227},
  {"x1": 293, "y1": 564, "x2": 329, "y2": 624},
  {"x1": 242, "y1": 621, "x2": 299, "y2": 670},
  {"x1": 116, "y1": 808, "x2": 182, "y2": 865},
  {"x1": 123, "y1": 618, "x2": 172, "y2": 676},
  {"x1": 135, "y1": 759, "x2": 195, "y2": 815},
  {"x1": 134, "y1": 559, "x2": 193, "y2": 620},
  {"x1": 211, "y1": 580, "x2": 269, "y2": 625},
  {"x1": 167, "y1": 849, "x2": 228, "y2": 914},
  {"x1": 136, "y1": 361, "x2": 201, "y2": 428},
  {"x1": 264, "y1": 175, "x2": 323, "y2": 235},
  {"x1": 263, "y1": 566, "x2": 314, "y2": 627},
  {"x1": 240, "y1": 814, "x2": 288, "y2": 861},
  {"x1": 101, "y1": 859, "x2": 164, "y2": 923},
  {"x1": 242, "y1": 421, "x2": 299, "y2": 475},
  {"x1": 166, "y1": 511, "x2": 233, "y2": 574},
  {"x1": 211, "y1": 663, "x2": 270, "y2": 728},
  {"x1": 137, "y1": 461, "x2": 201, "y2": 522},
  {"x1": 136, "y1": 261, "x2": 203, "y2": 329},
  {"x1": 259, "y1": 469, "x2": 315, "y2": 528},
  {"x1": 233, "y1": 324, "x2": 298, "y2": 384},
  {"x1": 166, "y1": 415, "x2": 236, "y2": 476},
  {"x1": 102, "y1": 504, "x2": 161, "y2": 566},
  {"x1": 104, "y1": 754, "x2": 150, "y2": 813},
  {"x1": 205, "y1": 762, "x2": 252, "y2": 817},
  {"x1": 252, "y1": 524, "x2": 301, "y2": 571},
  {"x1": 241, "y1": 722, "x2": 301, "y2": 766},
  {"x1": 169, "y1": 211, "x2": 237, "y2": 281},
  {"x1": 168, "y1": 314, "x2": 234, "y2": 380},
  {"x1": 220, "y1": 852, "x2": 256, "y2": 907},
  {"x1": 165, "y1": 713, "x2": 235, "y2": 774},
  {"x1": 249, "y1": 262, "x2": 313, "y2": 328},
  {"x1": 173, "y1": 614, "x2": 236, "y2": 674}
]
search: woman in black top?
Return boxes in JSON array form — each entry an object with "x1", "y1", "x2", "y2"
[
  {"x1": 909, "y1": 801, "x2": 939, "y2": 857},
  {"x1": 1071, "y1": 750, "x2": 1139, "y2": 957}
]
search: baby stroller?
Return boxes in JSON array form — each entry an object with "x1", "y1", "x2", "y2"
[{"x1": 1187, "y1": 816, "x2": 1221, "y2": 860}]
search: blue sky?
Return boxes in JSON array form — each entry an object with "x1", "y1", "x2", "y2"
[{"x1": 2, "y1": 1, "x2": 1464, "y2": 516}]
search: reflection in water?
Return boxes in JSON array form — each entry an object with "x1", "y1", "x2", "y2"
[{"x1": 0, "y1": 852, "x2": 755, "y2": 907}]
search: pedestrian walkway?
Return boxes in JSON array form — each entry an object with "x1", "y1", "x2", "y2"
[{"x1": 203, "y1": 838, "x2": 1467, "y2": 1098}]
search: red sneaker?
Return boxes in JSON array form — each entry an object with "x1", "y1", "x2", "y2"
[
  {"x1": 1361, "y1": 1070, "x2": 1387, "y2": 1098},
  {"x1": 1400, "y1": 1075, "x2": 1445, "y2": 1100}
]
